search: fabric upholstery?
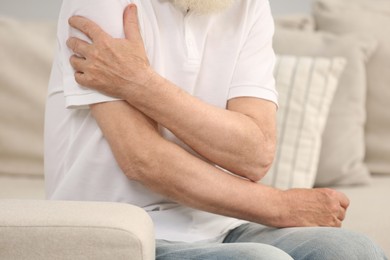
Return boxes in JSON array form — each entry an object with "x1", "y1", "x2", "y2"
[
  {"x1": 273, "y1": 28, "x2": 376, "y2": 186},
  {"x1": 337, "y1": 174, "x2": 390, "y2": 257},
  {"x1": 274, "y1": 14, "x2": 315, "y2": 31},
  {"x1": 0, "y1": 200, "x2": 155, "y2": 260},
  {"x1": 261, "y1": 55, "x2": 345, "y2": 189},
  {"x1": 0, "y1": 17, "x2": 56, "y2": 176},
  {"x1": 313, "y1": 0, "x2": 390, "y2": 175},
  {"x1": 0, "y1": 176, "x2": 44, "y2": 199}
]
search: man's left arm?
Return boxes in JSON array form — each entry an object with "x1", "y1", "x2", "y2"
[
  {"x1": 66, "y1": 4, "x2": 276, "y2": 182},
  {"x1": 126, "y1": 76, "x2": 278, "y2": 182}
]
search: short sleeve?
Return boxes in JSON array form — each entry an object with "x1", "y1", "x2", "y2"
[
  {"x1": 228, "y1": 0, "x2": 278, "y2": 107},
  {"x1": 57, "y1": 0, "x2": 133, "y2": 109}
]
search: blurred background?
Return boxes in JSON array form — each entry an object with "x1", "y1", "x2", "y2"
[
  {"x1": 0, "y1": 0, "x2": 313, "y2": 19},
  {"x1": 1, "y1": 0, "x2": 389, "y2": 257}
]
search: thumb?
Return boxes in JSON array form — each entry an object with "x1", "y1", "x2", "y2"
[{"x1": 123, "y1": 4, "x2": 141, "y2": 41}]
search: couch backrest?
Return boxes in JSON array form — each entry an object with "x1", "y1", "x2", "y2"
[{"x1": 0, "y1": 17, "x2": 56, "y2": 177}]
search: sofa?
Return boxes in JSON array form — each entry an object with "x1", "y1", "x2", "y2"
[{"x1": 0, "y1": 0, "x2": 389, "y2": 258}]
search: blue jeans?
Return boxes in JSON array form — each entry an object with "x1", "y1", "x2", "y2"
[{"x1": 156, "y1": 223, "x2": 387, "y2": 260}]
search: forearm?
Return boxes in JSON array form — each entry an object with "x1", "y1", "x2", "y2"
[
  {"x1": 124, "y1": 74, "x2": 276, "y2": 181},
  {"x1": 136, "y1": 135, "x2": 284, "y2": 226},
  {"x1": 91, "y1": 101, "x2": 282, "y2": 226},
  {"x1": 91, "y1": 101, "x2": 348, "y2": 228},
  {"x1": 66, "y1": 11, "x2": 276, "y2": 181}
]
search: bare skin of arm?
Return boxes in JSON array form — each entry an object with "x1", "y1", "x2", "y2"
[
  {"x1": 68, "y1": 4, "x2": 350, "y2": 227},
  {"x1": 66, "y1": 5, "x2": 276, "y2": 182},
  {"x1": 91, "y1": 100, "x2": 348, "y2": 228}
]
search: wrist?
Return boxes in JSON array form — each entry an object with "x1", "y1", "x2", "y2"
[
  {"x1": 261, "y1": 187, "x2": 289, "y2": 227},
  {"x1": 122, "y1": 67, "x2": 161, "y2": 103}
]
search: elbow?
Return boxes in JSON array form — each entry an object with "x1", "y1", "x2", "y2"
[
  {"x1": 244, "y1": 139, "x2": 276, "y2": 182},
  {"x1": 121, "y1": 157, "x2": 151, "y2": 182},
  {"x1": 245, "y1": 159, "x2": 274, "y2": 183},
  {"x1": 119, "y1": 147, "x2": 160, "y2": 182},
  {"x1": 247, "y1": 160, "x2": 273, "y2": 182}
]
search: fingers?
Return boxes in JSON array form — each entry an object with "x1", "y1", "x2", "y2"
[
  {"x1": 338, "y1": 191, "x2": 350, "y2": 209},
  {"x1": 329, "y1": 190, "x2": 348, "y2": 224},
  {"x1": 69, "y1": 55, "x2": 86, "y2": 72},
  {"x1": 67, "y1": 37, "x2": 90, "y2": 57},
  {"x1": 334, "y1": 218, "x2": 343, "y2": 228},
  {"x1": 338, "y1": 205, "x2": 347, "y2": 221},
  {"x1": 68, "y1": 16, "x2": 108, "y2": 41},
  {"x1": 327, "y1": 189, "x2": 349, "y2": 223},
  {"x1": 123, "y1": 4, "x2": 142, "y2": 41},
  {"x1": 74, "y1": 71, "x2": 88, "y2": 86}
]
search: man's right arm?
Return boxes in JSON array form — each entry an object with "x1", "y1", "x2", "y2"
[{"x1": 90, "y1": 100, "x2": 349, "y2": 228}]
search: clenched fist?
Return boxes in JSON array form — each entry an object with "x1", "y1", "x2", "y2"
[{"x1": 277, "y1": 188, "x2": 350, "y2": 228}]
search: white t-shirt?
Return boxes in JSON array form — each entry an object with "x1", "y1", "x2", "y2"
[{"x1": 45, "y1": 0, "x2": 277, "y2": 242}]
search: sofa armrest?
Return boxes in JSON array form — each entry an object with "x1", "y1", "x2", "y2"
[{"x1": 0, "y1": 200, "x2": 155, "y2": 260}]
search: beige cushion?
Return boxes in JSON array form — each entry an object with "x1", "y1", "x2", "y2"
[
  {"x1": 262, "y1": 55, "x2": 345, "y2": 189},
  {"x1": 337, "y1": 175, "x2": 390, "y2": 257},
  {"x1": 313, "y1": 0, "x2": 390, "y2": 175},
  {"x1": 0, "y1": 17, "x2": 56, "y2": 176},
  {"x1": 0, "y1": 200, "x2": 155, "y2": 260},
  {"x1": 274, "y1": 14, "x2": 315, "y2": 31},
  {"x1": 0, "y1": 176, "x2": 45, "y2": 199},
  {"x1": 273, "y1": 28, "x2": 376, "y2": 186}
]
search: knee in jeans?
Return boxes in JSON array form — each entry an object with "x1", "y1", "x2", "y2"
[
  {"x1": 223, "y1": 243, "x2": 293, "y2": 260},
  {"x1": 300, "y1": 229, "x2": 386, "y2": 260}
]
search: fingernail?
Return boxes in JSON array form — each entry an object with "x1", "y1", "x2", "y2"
[{"x1": 129, "y1": 4, "x2": 137, "y2": 12}]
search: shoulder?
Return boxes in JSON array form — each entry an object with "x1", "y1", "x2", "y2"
[
  {"x1": 59, "y1": 0, "x2": 130, "y2": 16},
  {"x1": 228, "y1": 0, "x2": 273, "y2": 30},
  {"x1": 241, "y1": 0, "x2": 274, "y2": 35},
  {"x1": 237, "y1": 0, "x2": 272, "y2": 13},
  {"x1": 58, "y1": 0, "x2": 132, "y2": 38}
]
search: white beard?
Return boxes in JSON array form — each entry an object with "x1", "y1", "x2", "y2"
[{"x1": 170, "y1": 0, "x2": 234, "y2": 14}]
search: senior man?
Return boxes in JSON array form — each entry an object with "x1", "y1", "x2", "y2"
[{"x1": 45, "y1": 0, "x2": 386, "y2": 259}]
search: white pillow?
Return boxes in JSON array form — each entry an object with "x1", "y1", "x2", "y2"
[
  {"x1": 273, "y1": 28, "x2": 376, "y2": 187},
  {"x1": 261, "y1": 55, "x2": 346, "y2": 189}
]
